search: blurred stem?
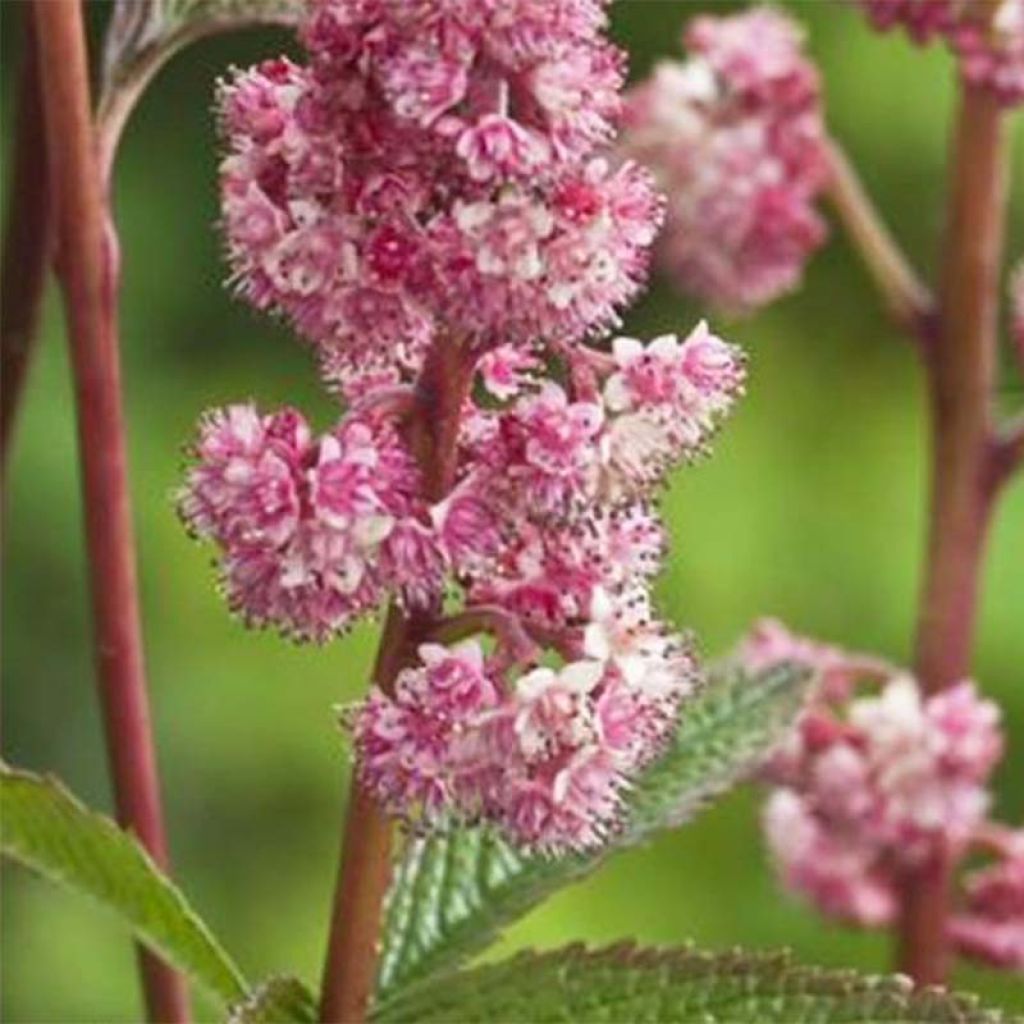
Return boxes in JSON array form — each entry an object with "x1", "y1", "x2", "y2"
[
  {"x1": 1, "y1": 22, "x2": 52, "y2": 481},
  {"x1": 319, "y1": 340, "x2": 476, "y2": 1024},
  {"x1": 899, "y1": 83, "x2": 1008, "y2": 986},
  {"x1": 825, "y1": 139, "x2": 936, "y2": 346},
  {"x1": 31, "y1": 2, "x2": 189, "y2": 1020}
]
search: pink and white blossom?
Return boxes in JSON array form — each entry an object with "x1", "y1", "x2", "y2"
[
  {"x1": 746, "y1": 622, "x2": 1010, "y2": 948},
  {"x1": 186, "y1": 0, "x2": 748, "y2": 856},
  {"x1": 180, "y1": 404, "x2": 428, "y2": 640},
  {"x1": 217, "y1": 0, "x2": 660, "y2": 388},
  {"x1": 950, "y1": 833, "x2": 1024, "y2": 970},
  {"x1": 351, "y1": 631, "x2": 696, "y2": 852},
  {"x1": 618, "y1": 7, "x2": 828, "y2": 312}
]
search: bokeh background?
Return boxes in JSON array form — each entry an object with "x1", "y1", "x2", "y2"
[{"x1": 3, "y1": 1, "x2": 1023, "y2": 1019}]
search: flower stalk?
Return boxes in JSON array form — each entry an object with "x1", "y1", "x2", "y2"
[
  {"x1": 824, "y1": 139, "x2": 937, "y2": 346},
  {"x1": 318, "y1": 341, "x2": 476, "y2": 1023},
  {"x1": 899, "y1": 81, "x2": 1009, "y2": 986},
  {"x1": 30, "y1": 1, "x2": 188, "y2": 1019}
]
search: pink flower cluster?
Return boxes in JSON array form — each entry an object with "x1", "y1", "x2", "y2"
[
  {"x1": 742, "y1": 621, "x2": 1021, "y2": 971},
  {"x1": 218, "y1": 0, "x2": 662, "y2": 389},
  {"x1": 185, "y1": 0, "x2": 747, "y2": 853},
  {"x1": 617, "y1": 7, "x2": 829, "y2": 312},
  {"x1": 344, "y1": 323, "x2": 744, "y2": 851},
  {"x1": 353, "y1": 620, "x2": 697, "y2": 852},
  {"x1": 180, "y1": 320, "x2": 744, "y2": 652},
  {"x1": 180, "y1": 404, "x2": 434, "y2": 640},
  {"x1": 950, "y1": 830, "x2": 1024, "y2": 971},
  {"x1": 857, "y1": 0, "x2": 1024, "y2": 105}
]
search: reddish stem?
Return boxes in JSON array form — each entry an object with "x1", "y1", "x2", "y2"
[
  {"x1": 318, "y1": 606, "x2": 424, "y2": 1024},
  {"x1": 428, "y1": 605, "x2": 543, "y2": 669},
  {"x1": 31, "y1": 2, "x2": 189, "y2": 1019},
  {"x1": 319, "y1": 339, "x2": 476, "y2": 1024},
  {"x1": 824, "y1": 139, "x2": 937, "y2": 346},
  {"x1": 898, "y1": 83, "x2": 1008, "y2": 986},
  {"x1": 1, "y1": 23, "x2": 52, "y2": 479}
]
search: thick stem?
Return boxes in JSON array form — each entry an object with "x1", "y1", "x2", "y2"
[
  {"x1": 318, "y1": 606, "x2": 423, "y2": 1024},
  {"x1": 825, "y1": 139, "x2": 936, "y2": 346},
  {"x1": 1, "y1": 25, "x2": 52, "y2": 479},
  {"x1": 898, "y1": 84, "x2": 1007, "y2": 986},
  {"x1": 319, "y1": 339, "x2": 476, "y2": 1024},
  {"x1": 31, "y1": 3, "x2": 189, "y2": 1020}
]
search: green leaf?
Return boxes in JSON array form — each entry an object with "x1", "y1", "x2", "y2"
[
  {"x1": 101, "y1": 0, "x2": 302, "y2": 115},
  {"x1": 376, "y1": 662, "x2": 810, "y2": 1001},
  {"x1": 227, "y1": 976, "x2": 317, "y2": 1024},
  {"x1": 1, "y1": 763, "x2": 248, "y2": 1006},
  {"x1": 374, "y1": 944, "x2": 1013, "y2": 1024}
]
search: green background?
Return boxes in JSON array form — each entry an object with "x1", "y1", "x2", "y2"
[{"x1": 3, "y1": 1, "x2": 1023, "y2": 1019}]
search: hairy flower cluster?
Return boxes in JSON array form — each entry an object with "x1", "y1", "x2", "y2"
[
  {"x1": 857, "y1": 0, "x2": 1024, "y2": 105},
  {"x1": 743, "y1": 622, "x2": 1020, "y2": 971},
  {"x1": 185, "y1": 0, "x2": 748, "y2": 854},
  {"x1": 345, "y1": 323, "x2": 744, "y2": 851},
  {"x1": 180, "y1": 404, "x2": 436, "y2": 640},
  {"x1": 353, "y1": 618, "x2": 697, "y2": 852},
  {"x1": 617, "y1": 7, "x2": 829, "y2": 312},
  {"x1": 218, "y1": 0, "x2": 662, "y2": 388}
]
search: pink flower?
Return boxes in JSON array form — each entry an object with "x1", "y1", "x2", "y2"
[
  {"x1": 755, "y1": 647, "x2": 1008, "y2": 935},
  {"x1": 181, "y1": 404, "x2": 309, "y2": 550},
  {"x1": 456, "y1": 114, "x2": 551, "y2": 183},
  {"x1": 857, "y1": 0, "x2": 954, "y2": 43},
  {"x1": 738, "y1": 618, "x2": 887, "y2": 703},
  {"x1": 763, "y1": 788, "x2": 897, "y2": 927},
  {"x1": 497, "y1": 383, "x2": 604, "y2": 513},
  {"x1": 686, "y1": 7, "x2": 821, "y2": 108},
  {"x1": 352, "y1": 640, "x2": 500, "y2": 824},
  {"x1": 423, "y1": 160, "x2": 661, "y2": 348},
  {"x1": 187, "y1": 0, "x2": 752, "y2": 858},
  {"x1": 618, "y1": 7, "x2": 828, "y2": 311},
  {"x1": 477, "y1": 344, "x2": 542, "y2": 400},
  {"x1": 600, "y1": 323, "x2": 745, "y2": 492},
  {"x1": 349, "y1": 632, "x2": 694, "y2": 854},
  {"x1": 180, "y1": 403, "x2": 439, "y2": 640},
  {"x1": 950, "y1": 833, "x2": 1024, "y2": 970}
]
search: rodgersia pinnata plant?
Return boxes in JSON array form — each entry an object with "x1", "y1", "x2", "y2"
[{"x1": 2, "y1": 1, "x2": 1021, "y2": 1022}]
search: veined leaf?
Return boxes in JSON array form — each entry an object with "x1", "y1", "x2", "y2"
[
  {"x1": 374, "y1": 944, "x2": 1012, "y2": 1024},
  {"x1": 228, "y1": 976, "x2": 317, "y2": 1024},
  {"x1": 376, "y1": 662, "x2": 810, "y2": 1001},
  {"x1": 1, "y1": 764, "x2": 248, "y2": 1006}
]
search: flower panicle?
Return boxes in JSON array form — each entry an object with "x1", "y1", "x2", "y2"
[{"x1": 739, "y1": 620, "x2": 1021, "y2": 973}]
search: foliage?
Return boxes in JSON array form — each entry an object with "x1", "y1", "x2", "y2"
[
  {"x1": 0, "y1": 763, "x2": 247, "y2": 1006},
  {"x1": 373, "y1": 944, "x2": 1014, "y2": 1024}
]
